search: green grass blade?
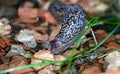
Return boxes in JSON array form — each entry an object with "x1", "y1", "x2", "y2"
[{"x1": 0, "y1": 61, "x2": 56, "y2": 74}]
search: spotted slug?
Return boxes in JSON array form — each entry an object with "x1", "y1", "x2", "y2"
[
  {"x1": 51, "y1": 4, "x2": 86, "y2": 54},
  {"x1": 48, "y1": 2, "x2": 65, "y2": 24}
]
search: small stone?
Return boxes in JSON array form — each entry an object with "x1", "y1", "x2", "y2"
[
  {"x1": 16, "y1": 29, "x2": 37, "y2": 48},
  {"x1": 104, "y1": 51, "x2": 120, "y2": 72},
  {"x1": 74, "y1": 58, "x2": 85, "y2": 64},
  {"x1": 5, "y1": 44, "x2": 26, "y2": 58},
  {"x1": 0, "y1": 18, "x2": 11, "y2": 36},
  {"x1": 87, "y1": 53, "x2": 97, "y2": 61},
  {"x1": 89, "y1": 43, "x2": 96, "y2": 48}
]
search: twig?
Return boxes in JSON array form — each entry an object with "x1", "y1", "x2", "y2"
[{"x1": 90, "y1": 28, "x2": 98, "y2": 45}]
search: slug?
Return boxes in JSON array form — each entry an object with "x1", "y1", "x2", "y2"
[
  {"x1": 48, "y1": 2, "x2": 66, "y2": 24},
  {"x1": 51, "y1": 4, "x2": 86, "y2": 54}
]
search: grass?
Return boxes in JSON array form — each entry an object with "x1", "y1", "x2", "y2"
[{"x1": 0, "y1": 61, "x2": 56, "y2": 73}]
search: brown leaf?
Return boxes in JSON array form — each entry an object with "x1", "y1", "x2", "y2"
[
  {"x1": 82, "y1": 65, "x2": 101, "y2": 74},
  {"x1": 99, "y1": 70, "x2": 120, "y2": 74},
  {"x1": 95, "y1": 29, "x2": 108, "y2": 42},
  {"x1": 49, "y1": 25, "x2": 61, "y2": 41},
  {"x1": 40, "y1": 11, "x2": 58, "y2": 26},
  {"x1": 31, "y1": 50, "x2": 54, "y2": 70},
  {"x1": 0, "y1": 38, "x2": 12, "y2": 51},
  {"x1": 17, "y1": 8, "x2": 39, "y2": 24},
  {"x1": 31, "y1": 50, "x2": 66, "y2": 71},
  {"x1": 34, "y1": 32, "x2": 48, "y2": 41},
  {"x1": 95, "y1": 29, "x2": 116, "y2": 43},
  {"x1": 106, "y1": 42, "x2": 120, "y2": 51},
  {"x1": 0, "y1": 64, "x2": 8, "y2": 70},
  {"x1": 9, "y1": 56, "x2": 34, "y2": 74}
]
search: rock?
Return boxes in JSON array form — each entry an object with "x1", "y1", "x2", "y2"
[
  {"x1": 86, "y1": 53, "x2": 98, "y2": 61},
  {"x1": 5, "y1": 44, "x2": 26, "y2": 58},
  {"x1": 104, "y1": 51, "x2": 120, "y2": 72},
  {"x1": 0, "y1": 18, "x2": 11, "y2": 36},
  {"x1": 15, "y1": 29, "x2": 37, "y2": 48}
]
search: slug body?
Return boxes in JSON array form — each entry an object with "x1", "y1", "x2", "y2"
[
  {"x1": 52, "y1": 4, "x2": 86, "y2": 54},
  {"x1": 49, "y1": 2, "x2": 65, "y2": 24}
]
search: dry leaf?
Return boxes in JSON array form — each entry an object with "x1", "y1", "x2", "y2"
[
  {"x1": 17, "y1": 8, "x2": 40, "y2": 24},
  {"x1": 9, "y1": 56, "x2": 34, "y2": 74}
]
